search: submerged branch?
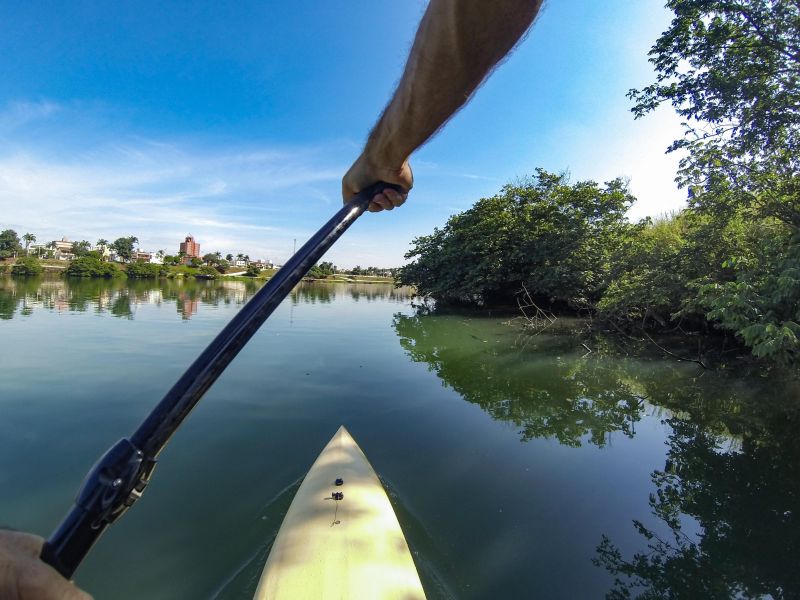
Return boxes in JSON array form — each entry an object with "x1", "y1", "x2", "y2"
[{"x1": 640, "y1": 328, "x2": 707, "y2": 369}]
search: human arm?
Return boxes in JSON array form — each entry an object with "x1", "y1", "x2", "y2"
[
  {"x1": 0, "y1": 530, "x2": 92, "y2": 600},
  {"x1": 342, "y1": 0, "x2": 544, "y2": 211}
]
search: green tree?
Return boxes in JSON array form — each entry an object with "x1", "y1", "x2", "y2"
[
  {"x1": 308, "y1": 261, "x2": 336, "y2": 279},
  {"x1": 11, "y1": 256, "x2": 43, "y2": 276},
  {"x1": 244, "y1": 264, "x2": 261, "y2": 277},
  {"x1": 71, "y1": 240, "x2": 92, "y2": 257},
  {"x1": 628, "y1": 0, "x2": 800, "y2": 365},
  {"x1": 629, "y1": 0, "x2": 800, "y2": 228},
  {"x1": 598, "y1": 214, "x2": 690, "y2": 327},
  {"x1": 111, "y1": 236, "x2": 138, "y2": 262},
  {"x1": 0, "y1": 229, "x2": 21, "y2": 258},
  {"x1": 195, "y1": 265, "x2": 219, "y2": 279},
  {"x1": 225, "y1": 253, "x2": 233, "y2": 261},
  {"x1": 22, "y1": 233, "x2": 36, "y2": 255},
  {"x1": 65, "y1": 257, "x2": 121, "y2": 278},
  {"x1": 202, "y1": 252, "x2": 218, "y2": 265},
  {"x1": 398, "y1": 170, "x2": 634, "y2": 307},
  {"x1": 696, "y1": 228, "x2": 799, "y2": 364},
  {"x1": 126, "y1": 262, "x2": 163, "y2": 279}
]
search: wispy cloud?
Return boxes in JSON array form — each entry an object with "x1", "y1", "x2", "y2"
[
  {"x1": 0, "y1": 102, "x2": 351, "y2": 262},
  {"x1": 0, "y1": 100, "x2": 61, "y2": 134}
]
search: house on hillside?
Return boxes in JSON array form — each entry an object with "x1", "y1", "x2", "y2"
[
  {"x1": 28, "y1": 243, "x2": 48, "y2": 257},
  {"x1": 96, "y1": 245, "x2": 112, "y2": 261},
  {"x1": 51, "y1": 237, "x2": 75, "y2": 261},
  {"x1": 250, "y1": 259, "x2": 273, "y2": 269},
  {"x1": 132, "y1": 251, "x2": 153, "y2": 263}
]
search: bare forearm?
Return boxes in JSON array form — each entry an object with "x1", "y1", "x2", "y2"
[{"x1": 366, "y1": 0, "x2": 543, "y2": 167}]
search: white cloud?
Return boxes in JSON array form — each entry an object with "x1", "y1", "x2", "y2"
[
  {"x1": 0, "y1": 100, "x2": 61, "y2": 134},
  {"x1": 0, "y1": 111, "x2": 350, "y2": 262}
]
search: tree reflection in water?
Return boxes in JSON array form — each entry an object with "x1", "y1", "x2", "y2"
[
  {"x1": 595, "y1": 382, "x2": 800, "y2": 600},
  {"x1": 0, "y1": 277, "x2": 412, "y2": 320},
  {"x1": 393, "y1": 311, "x2": 800, "y2": 598},
  {"x1": 393, "y1": 311, "x2": 649, "y2": 447},
  {"x1": 289, "y1": 281, "x2": 413, "y2": 305}
]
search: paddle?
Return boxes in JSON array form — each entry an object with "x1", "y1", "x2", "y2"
[{"x1": 41, "y1": 181, "x2": 402, "y2": 578}]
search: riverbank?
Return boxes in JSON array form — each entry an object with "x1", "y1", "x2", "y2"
[{"x1": 0, "y1": 258, "x2": 394, "y2": 284}]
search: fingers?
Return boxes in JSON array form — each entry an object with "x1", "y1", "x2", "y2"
[
  {"x1": 1, "y1": 530, "x2": 44, "y2": 557},
  {"x1": 368, "y1": 187, "x2": 408, "y2": 212},
  {"x1": 341, "y1": 153, "x2": 413, "y2": 212},
  {"x1": 22, "y1": 559, "x2": 94, "y2": 600},
  {"x1": 0, "y1": 529, "x2": 93, "y2": 600}
]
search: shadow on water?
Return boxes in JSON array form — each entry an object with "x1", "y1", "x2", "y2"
[
  {"x1": 393, "y1": 310, "x2": 800, "y2": 599},
  {"x1": 0, "y1": 276, "x2": 413, "y2": 320}
]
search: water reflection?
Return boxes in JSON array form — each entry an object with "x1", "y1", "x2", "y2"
[
  {"x1": 0, "y1": 277, "x2": 412, "y2": 320},
  {"x1": 393, "y1": 312, "x2": 648, "y2": 447},
  {"x1": 393, "y1": 311, "x2": 800, "y2": 598},
  {"x1": 288, "y1": 281, "x2": 413, "y2": 305},
  {"x1": 595, "y1": 381, "x2": 800, "y2": 600}
]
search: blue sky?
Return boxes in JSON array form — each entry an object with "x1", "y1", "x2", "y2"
[{"x1": 0, "y1": 1, "x2": 685, "y2": 267}]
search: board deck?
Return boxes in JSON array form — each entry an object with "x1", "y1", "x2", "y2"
[{"x1": 253, "y1": 426, "x2": 426, "y2": 599}]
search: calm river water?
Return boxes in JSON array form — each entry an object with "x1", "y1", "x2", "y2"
[{"x1": 1, "y1": 276, "x2": 798, "y2": 599}]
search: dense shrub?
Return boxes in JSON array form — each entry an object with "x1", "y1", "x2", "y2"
[
  {"x1": 126, "y1": 262, "x2": 164, "y2": 279},
  {"x1": 194, "y1": 265, "x2": 219, "y2": 279},
  {"x1": 697, "y1": 226, "x2": 799, "y2": 365},
  {"x1": 400, "y1": 173, "x2": 798, "y2": 365},
  {"x1": 11, "y1": 256, "x2": 43, "y2": 276},
  {"x1": 598, "y1": 214, "x2": 691, "y2": 326},
  {"x1": 65, "y1": 257, "x2": 121, "y2": 278},
  {"x1": 397, "y1": 170, "x2": 634, "y2": 307}
]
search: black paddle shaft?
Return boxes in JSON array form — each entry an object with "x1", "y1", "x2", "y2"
[{"x1": 40, "y1": 182, "x2": 402, "y2": 578}]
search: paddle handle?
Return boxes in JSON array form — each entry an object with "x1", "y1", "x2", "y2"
[{"x1": 41, "y1": 181, "x2": 403, "y2": 578}]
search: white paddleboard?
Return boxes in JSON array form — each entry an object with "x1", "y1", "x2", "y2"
[{"x1": 254, "y1": 426, "x2": 426, "y2": 599}]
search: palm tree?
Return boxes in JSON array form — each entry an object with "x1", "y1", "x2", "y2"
[
  {"x1": 22, "y1": 233, "x2": 35, "y2": 256},
  {"x1": 214, "y1": 251, "x2": 222, "y2": 261},
  {"x1": 225, "y1": 253, "x2": 233, "y2": 262}
]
